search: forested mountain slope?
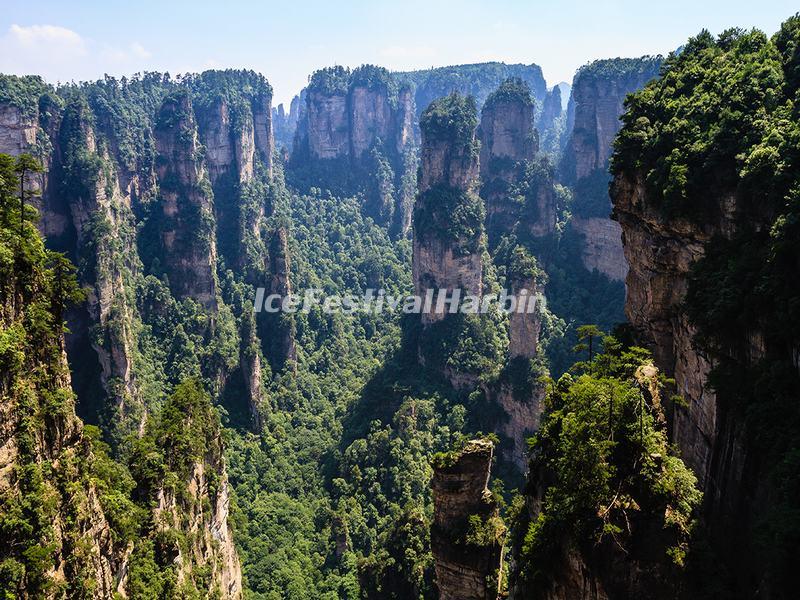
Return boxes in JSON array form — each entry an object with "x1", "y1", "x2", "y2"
[{"x1": 1, "y1": 15, "x2": 797, "y2": 597}]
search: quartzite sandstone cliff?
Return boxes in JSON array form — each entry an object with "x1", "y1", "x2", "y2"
[
  {"x1": 431, "y1": 440, "x2": 505, "y2": 600},
  {"x1": 562, "y1": 58, "x2": 662, "y2": 281}
]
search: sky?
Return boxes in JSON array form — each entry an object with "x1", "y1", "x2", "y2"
[{"x1": 0, "y1": 1, "x2": 796, "y2": 108}]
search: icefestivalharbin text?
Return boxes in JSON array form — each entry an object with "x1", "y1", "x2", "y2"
[{"x1": 253, "y1": 288, "x2": 546, "y2": 315}]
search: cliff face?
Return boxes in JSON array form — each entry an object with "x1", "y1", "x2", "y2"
[
  {"x1": 479, "y1": 97, "x2": 537, "y2": 165},
  {"x1": 151, "y1": 395, "x2": 243, "y2": 598},
  {"x1": 0, "y1": 159, "x2": 135, "y2": 597},
  {"x1": 307, "y1": 87, "x2": 349, "y2": 160},
  {"x1": 566, "y1": 59, "x2": 662, "y2": 181},
  {"x1": 0, "y1": 71, "x2": 293, "y2": 596},
  {"x1": 0, "y1": 99, "x2": 63, "y2": 239},
  {"x1": 611, "y1": 172, "x2": 763, "y2": 594},
  {"x1": 196, "y1": 90, "x2": 273, "y2": 186},
  {"x1": 0, "y1": 103, "x2": 37, "y2": 153},
  {"x1": 570, "y1": 217, "x2": 629, "y2": 282},
  {"x1": 297, "y1": 66, "x2": 416, "y2": 162},
  {"x1": 562, "y1": 57, "x2": 662, "y2": 281},
  {"x1": 154, "y1": 92, "x2": 219, "y2": 308},
  {"x1": 610, "y1": 24, "x2": 800, "y2": 596},
  {"x1": 58, "y1": 101, "x2": 146, "y2": 436},
  {"x1": 478, "y1": 79, "x2": 556, "y2": 245},
  {"x1": 349, "y1": 84, "x2": 394, "y2": 159},
  {"x1": 431, "y1": 440, "x2": 504, "y2": 600},
  {"x1": 291, "y1": 65, "x2": 417, "y2": 229},
  {"x1": 507, "y1": 283, "x2": 541, "y2": 361},
  {"x1": 0, "y1": 92, "x2": 153, "y2": 439},
  {"x1": 413, "y1": 93, "x2": 482, "y2": 326},
  {"x1": 194, "y1": 87, "x2": 274, "y2": 273},
  {"x1": 0, "y1": 223, "x2": 242, "y2": 598},
  {"x1": 612, "y1": 174, "x2": 737, "y2": 489},
  {"x1": 395, "y1": 87, "x2": 416, "y2": 155},
  {"x1": 397, "y1": 62, "x2": 547, "y2": 120}
]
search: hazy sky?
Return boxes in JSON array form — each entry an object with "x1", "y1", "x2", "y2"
[{"x1": 0, "y1": 1, "x2": 796, "y2": 107}]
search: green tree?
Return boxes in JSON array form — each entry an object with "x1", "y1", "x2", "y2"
[
  {"x1": 512, "y1": 337, "x2": 701, "y2": 593},
  {"x1": 14, "y1": 153, "x2": 42, "y2": 238},
  {"x1": 574, "y1": 324, "x2": 603, "y2": 362}
]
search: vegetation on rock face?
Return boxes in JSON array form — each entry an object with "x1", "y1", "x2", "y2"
[
  {"x1": 419, "y1": 92, "x2": 479, "y2": 152},
  {"x1": 575, "y1": 56, "x2": 664, "y2": 84},
  {"x1": 187, "y1": 69, "x2": 272, "y2": 105},
  {"x1": 0, "y1": 74, "x2": 55, "y2": 118},
  {"x1": 5, "y1": 20, "x2": 796, "y2": 596},
  {"x1": 510, "y1": 334, "x2": 701, "y2": 596},
  {"x1": 350, "y1": 64, "x2": 401, "y2": 104},
  {"x1": 482, "y1": 77, "x2": 535, "y2": 112},
  {"x1": 0, "y1": 153, "x2": 97, "y2": 597},
  {"x1": 308, "y1": 65, "x2": 352, "y2": 96},
  {"x1": 0, "y1": 153, "x2": 233, "y2": 598},
  {"x1": 413, "y1": 184, "x2": 484, "y2": 252},
  {"x1": 613, "y1": 16, "x2": 800, "y2": 596},
  {"x1": 613, "y1": 27, "x2": 789, "y2": 218}
]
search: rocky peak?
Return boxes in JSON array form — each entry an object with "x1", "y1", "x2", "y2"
[
  {"x1": 305, "y1": 66, "x2": 350, "y2": 160},
  {"x1": 478, "y1": 79, "x2": 556, "y2": 245},
  {"x1": 537, "y1": 85, "x2": 563, "y2": 137},
  {"x1": 413, "y1": 93, "x2": 483, "y2": 325},
  {"x1": 562, "y1": 57, "x2": 662, "y2": 282},
  {"x1": 479, "y1": 78, "x2": 538, "y2": 167},
  {"x1": 495, "y1": 247, "x2": 547, "y2": 471},
  {"x1": 154, "y1": 91, "x2": 219, "y2": 309},
  {"x1": 299, "y1": 65, "x2": 417, "y2": 161},
  {"x1": 194, "y1": 73, "x2": 274, "y2": 184},
  {"x1": 418, "y1": 93, "x2": 480, "y2": 194},
  {"x1": 53, "y1": 99, "x2": 146, "y2": 437},
  {"x1": 506, "y1": 257, "x2": 543, "y2": 361},
  {"x1": 292, "y1": 66, "x2": 417, "y2": 228},
  {"x1": 150, "y1": 387, "x2": 243, "y2": 598},
  {"x1": 566, "y1": 57, "x2": 662, "y2": 181},
  {"x1": 349, "y1": 67, "x2": 395, "y2": 159},
  {"x1": 197, "y1": 98, "x2": 255, "y2": 184},
  {"x1": 266, "y1": 226, "x2": 297, "y2": 367},
  {"x1": 431, "y1": 439, "x2": 505, "y2": 600},
  {"x1": 251, "y1": 89, "x2": 274, "y2": 175}
]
